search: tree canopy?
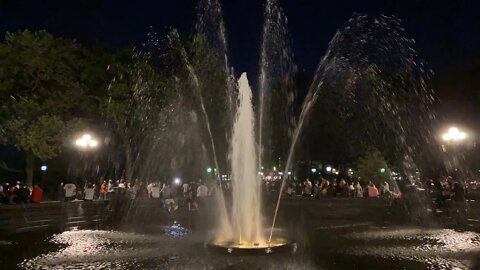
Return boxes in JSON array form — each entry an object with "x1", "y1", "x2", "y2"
[{"x1": 0, "y1": 30, "x2": 85, "y2": 184}]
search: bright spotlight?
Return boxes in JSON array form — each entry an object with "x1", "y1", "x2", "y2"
[
  {"x1": 442, "y1": 127, "x2": 466, "y2": 142},
  {"x1": 88, "y1": 140, "x2": 98, "y2": 147},
  {"x1": 75, "y1": 133, "x2": 100, "y2": 149},
  {"x1": 174, "y1": 178, "x2": 181, "y2": 185}
]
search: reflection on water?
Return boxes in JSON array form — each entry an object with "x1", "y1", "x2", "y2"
[
  {"x1": 19, "y1": 224, "x2": 310, "y2": 270},
  {"x1": 10, "y1": 225, "x2": 480, "y2": 270},
  {"x1": 313, "y1": 226, "x2": 480, "y2": 270}
]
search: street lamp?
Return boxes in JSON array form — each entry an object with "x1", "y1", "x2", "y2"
[
  {"x1": 442, "y1": 127, "x2": 467, "y2": 173},
  {"x1": 326, "y1": 166, "x2": 332, "y2": 173},
  {"x1": 74, "y1": 133, "x2": 99, "y2": 181},
  {"x1": 174, "y1": 177, "x2": 181, "y2": 185},
  {"x1": 75, "y1": 133, "x2": 99, "y2": 149},
  {"x1": 442, "y1": 127, "x2": 466, "y2": 142}
]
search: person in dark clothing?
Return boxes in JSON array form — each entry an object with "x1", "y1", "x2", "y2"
[
  {"x1": 57, "y1": 182, "x2": 65, "y2": 201},
  {"x1": 189, "y1": 181, "x2": 198, "y2": 199},
  {"x1": 15, "y1": 184, "x2": 29, "y2": 204},
  {"x1": 451, "y1": 181, "x2": 467, "y2": 218}
]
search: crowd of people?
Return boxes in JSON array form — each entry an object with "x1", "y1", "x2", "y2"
[
  {"x1": 1, "y1": 174, "x2": 478, "y2": 218},
  {"x1": 53, "y1": 178, "x2": 214, "y2": 213},
  {"x1": 0, "y1": 182, "x2": 43, "y2": 204},
  {"x1": 262, "y1": 176, "x2": 397, "y2": 200},
  {"x1": 278, "y1": 177, "x2": 399, "y2": 199},
  {"x1": 424, "y1": 176, "x2": 476, "y2": 215},
  {"x1": 0, "y1": 177, "x2": 215, "y2": 212}
]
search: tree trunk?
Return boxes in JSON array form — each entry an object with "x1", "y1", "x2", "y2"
[
  {"x1": 25, "y1": 151, "x2": 35, "y2": 186},
  {"x1": 125, "y1": 144, "x2": 134, "y2": 181}
]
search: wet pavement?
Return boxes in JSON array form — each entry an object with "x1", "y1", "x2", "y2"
[{"x1": 1, "y1": 222, "x2": 479, "y2": 269}]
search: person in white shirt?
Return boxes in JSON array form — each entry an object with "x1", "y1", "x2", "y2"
[
  {"x1": 63, "y1": 183, "x2": 77, "y2": 201},
  {"x1": 197, "y1": 183, "x2": 208, "y2": 197},
  {"x1": 147, "y1": 182, "x2": 153, "y2": 198},
  {"x1": 84, "y1": 184, "x2": 94, "y2": 201},
  {"x1": 151, "y1": 183, "x2": 160, "y2": 199},
  {"x1": 182, "y1": 182, "x2": 189, "y2": 197}
]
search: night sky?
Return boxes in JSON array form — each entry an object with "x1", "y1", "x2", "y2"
[{"x1": 1, "y1": 0, "x2": 479, "y2": 130}]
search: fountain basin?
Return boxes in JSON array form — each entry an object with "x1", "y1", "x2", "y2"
[{"x1": 205, "y1": 233, "x2": 296, "y2": 255}]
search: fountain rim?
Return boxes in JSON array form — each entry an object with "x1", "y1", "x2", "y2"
[{"x1": 204, "y1": 229, "x2": 296, "y2": 255}]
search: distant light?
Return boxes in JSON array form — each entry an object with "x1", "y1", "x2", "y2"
[
  {"x1": 40, "y1": 165, "x2": 47, "y2": 171},
  {"x1": 279, "y1": 172, "x2": 284, "y2": 175},
  {"x1": 288, "y1": 171, "x2": 292, "y2": 176},
  {"x1": 311, "y1": 168, "x2": 317, "y2": 173},
  {"x1": 88, "y1": 140, "x2": 98, "y2": 147},
  {"x1": 174, "y1": 178, "x2": 181, "y2": 185},
  {"x1": 443, "y1": 127, "x2": 466, "y2": 142},
  {"x1": 335, "y1": 171, "x2": 339, "y2": 175},
  {"x1": 75, "y1": 139, "x2": 86, "y2": 147},
  {"x1": 326, "y1": 166, "x2": 332, "y2": 172},
  {"x1": 380, "y1": 167, "x2": 386, "y2": 173},
  {"x1": 75, "y1": 133, "x2": 99, "y2": 149},
  {"x1": 82, "y1": 134, "x2": 92, "y2": 141},
  {"x1": 348, "y1": 168, "x2": 352, "y2": 172},
  {"x1": 273, "y1": 166, "x2": 277, "y2": 171},
  {"x1": 207, "y1": 167, "x2": 212, "y2": 173}
]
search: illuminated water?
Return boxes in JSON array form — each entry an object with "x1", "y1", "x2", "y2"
[
  {"x1": 215, "y1": 73, "x2": 263, "y2": 244},
  {"x1": 2, "y1": 225, "x2": 479, "y2": 269}
]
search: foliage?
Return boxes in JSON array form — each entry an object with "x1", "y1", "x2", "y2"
[
  {"x1": 0, "y1": 30, "x2": 86, "y2": 183},
  {"x1": 100, "y1": 49, "x2": 173, "y2": 179},
  {"x1": 354, "y1": 149, "x2": 391, "y2": 185}
]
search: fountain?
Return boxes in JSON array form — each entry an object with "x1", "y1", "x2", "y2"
[
  {"x1": 206, "y1": 73, "x2": 294, "y2": 254},
  {"x1": 167, "y1": 0, "x2": 436, "y2": 256},
  {"x1": 6, "y1": 0, "x2": 479, "y2": 269}
]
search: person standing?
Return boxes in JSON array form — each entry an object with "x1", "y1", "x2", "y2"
[
  {"x1": 147, "y1": 182, "x2": 153, "y2": 198},
  {"x1": 187, "y1": 191, "x2": 198, "y2": 211},
  {"x1": 182, "y1": 182, "x2": 189, "y2": 197},
  {"x1": 99, "y1": 181, "x2": 106, "y2": 200},
  {"x1": 354, "y1": 181, "x2": 363, "y2": 198},
  {"x1": 15, "y1": 183, "x2": 30, "y2": 204},
  {"x1": 151, "y1": 183, "x2": 160, "y2": 199},
  {"x1": 313, "y1": 181, "x2": 320, "y2": 198},
  {"x1": 367, "y1": 181, "x2": 379, "y2": 197},
  {"x1": 197, "y1": 182, "x2": 209, "y2": 198},
  {"x1": 57, "y1": 182, "x2": 65, "y2": 201},
  {"x1": 31, "y1": 185, "x2": 43, "y2": 203},
  {"x1": 381, "y1": 181, "x2": 390, "y2": 196},
  {"x1": 84, "y1": 183, "x2": 94, "y2": 201},
  {"x1": 190, "y1": 181, "x2": 198, "y2": 200},
  {"x1": 106, "y1": 179, "x2": 115, "y2": 199},
  {"x1": 303, "y1": 178, "x2": 313, "y2": 197},
  {"x1": 63, "y1": 182, "x2": 77, "y2": 201},
  {"x1": 161, "y1": 183, "x2": 177, "y2": 213}
]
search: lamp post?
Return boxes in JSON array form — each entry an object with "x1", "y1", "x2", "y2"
[
  {"x1": 75, "y1": 134, "x2": 99, "y2": 150},
  {"x1": 74, "y1": 133, "x2": 99, "y2": 180},
  {"x1": 442, "y1": 127, "x2": 466, "y2": 173},
  {"x1": 442, "y1": 127, "x2": 466, "y2": 142}
]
